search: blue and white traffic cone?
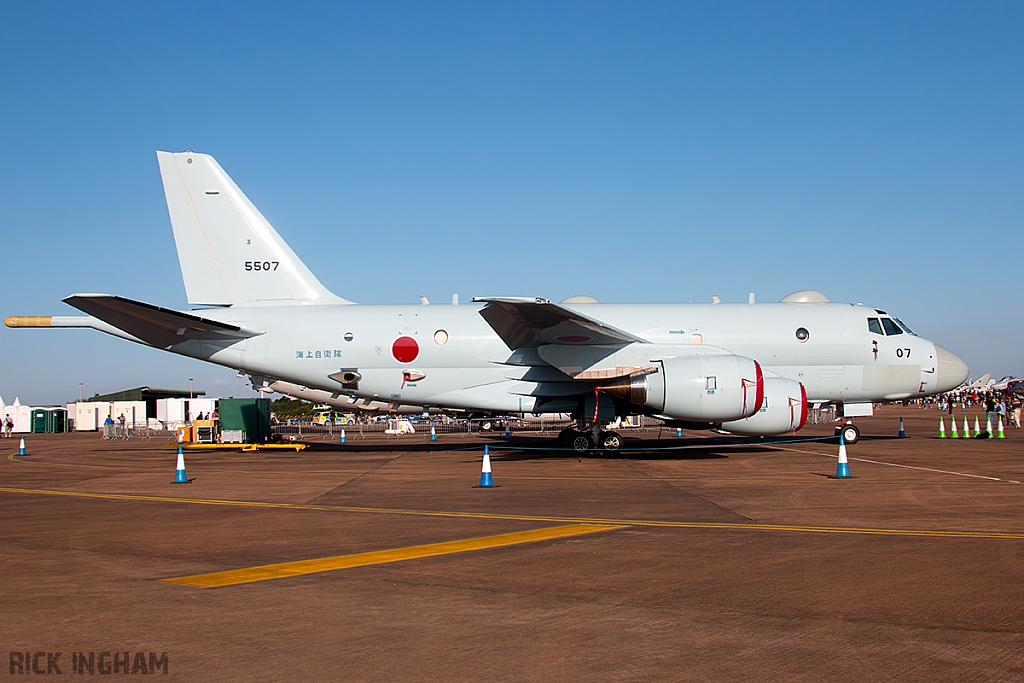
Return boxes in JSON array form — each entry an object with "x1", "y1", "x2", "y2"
[
  {"x1": 676, "y1": 427, "x2": 682, "y2": 437},
  {"x1": 504, "y1": 422, "x2": 511, "y2": 439},
  {"x1": 898, "y1": 417, "x2": 906, "y2": 438},
  {"x1": 938, "y1": 417, "x2": 946, "y2": 439},
  {"x1": 477, "y1": 445, "x2": 495, "y2": 488},
  {"x1": 171, "y1": 443, "x2": 191, "y2": 484},
  {"x1": 430, "y1": 424, "x2": 436, "y2": 441},
  {"x1": 339, "y1": 427, "x2": 346, "y2": 444},
  {"x1": 835, "y1": 433, "x2": 851, "y2": 478},
  {"x1": 997, "y1": 417, "x2": 1005, "y2": 439},
  {"x1": 18, "y1": 436, "x2": 26, "y2": 456}
]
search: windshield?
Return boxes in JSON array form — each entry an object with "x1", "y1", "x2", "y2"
[
  {"x1": 893, "y1": 317, "x2": 915, "y2": 335},
  {"x1": 867, "y1": 318, "x2": 883, "y2": 335},
  {"x1": 881, "y1": 318, "x2": 903, "y2": 336}
]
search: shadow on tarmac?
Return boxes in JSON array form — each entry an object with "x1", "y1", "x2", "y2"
[{"x1": 287, "y1": 434, "x2": 821, "y2": 461}]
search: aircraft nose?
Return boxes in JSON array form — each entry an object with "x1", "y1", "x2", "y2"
[{"x1": 934, "y1": 344, "x2": 969, "y2": 392}]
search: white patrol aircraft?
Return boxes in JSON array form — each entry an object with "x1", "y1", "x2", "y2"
[{"x1": 5, "y1": 151, "x2": 969, "y2": 450}]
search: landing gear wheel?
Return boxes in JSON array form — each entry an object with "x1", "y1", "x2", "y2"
[
  {"x1": 571, "y1": 433, "x2": 593, "y2": 452},
  {"x1": 836, "y1": 423, "x2": 860, "y2": 444},
  {"x1": 600, "y1": 432, "x2": 622, "y2": 451}
]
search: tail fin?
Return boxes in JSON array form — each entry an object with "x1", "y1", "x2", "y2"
[{"x1": 156, "y1": 151, "x2": 349, "y2": 306}]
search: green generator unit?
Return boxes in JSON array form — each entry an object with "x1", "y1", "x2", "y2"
[{"x1": 217, "y1": 398, "x2": 271, "y2": 443}]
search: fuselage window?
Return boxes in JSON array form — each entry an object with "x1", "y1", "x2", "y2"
[
  {"x1": 867, "y1": 318, "x2": 883, "y2": 335},
  {"x1": 881, "y1": 318, "x2": 903, "y2": 336}
]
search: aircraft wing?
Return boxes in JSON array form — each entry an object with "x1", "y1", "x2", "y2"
[
  {"x1": 63, "y1": 294, "x2": 260, "y2": 349},
  {"x1": 473, "y1": 297, "x2": 646, "y2": 349}
]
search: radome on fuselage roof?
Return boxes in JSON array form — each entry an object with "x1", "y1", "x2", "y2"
[{"x1": 4, "y1": 151, "x2": 968, "y2": 449}]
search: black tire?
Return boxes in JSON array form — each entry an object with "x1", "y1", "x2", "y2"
[
  {"x1": 600, "y1": 432, "x2": 622, "y2": 451},
  {"x1": 571, "y1": 433, "x2": 593, "y2": 452},
  {"x1": 836, "y1": 423, "x2": 860, "y2": 444},
  {"x1": 557, "y1": 429, "x2": 575, "y2": 448}
]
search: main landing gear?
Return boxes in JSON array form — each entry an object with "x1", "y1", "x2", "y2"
[
  {"x1": 835, "y1": 421, "x2": 860, "y2": 444},
  {"x1": 557, "y1": 426, "x2": 623, "y2": 452}
]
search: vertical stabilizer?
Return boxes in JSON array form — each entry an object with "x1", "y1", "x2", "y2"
[{"x1": 156, "y1": 151, "x2": 349, "y2": 306}]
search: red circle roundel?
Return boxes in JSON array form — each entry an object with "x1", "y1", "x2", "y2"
[{"x1": 392, "y1": 336, "x2": 419, "y2": 363}]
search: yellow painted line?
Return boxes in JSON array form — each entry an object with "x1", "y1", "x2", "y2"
[
  {"x1": 1, "y1": 486, "x2": 1022, "y2": 539},
  {"x1": 161, "y1": 524, "x2": 623, "y2": 588}
]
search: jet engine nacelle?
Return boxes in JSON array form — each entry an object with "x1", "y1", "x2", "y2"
[
  {"x1": 720, "y1": 377, "x2": 807, "y2": 436},
  {"x1": 605, "y1": 353, "x2": 763, "y2": 422}
]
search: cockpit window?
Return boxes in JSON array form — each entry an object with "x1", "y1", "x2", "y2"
[
  {"x1": 881, "y1": 318, "x2": 903, "y2": 336},
  {"x1": 867, "y1": 318, "x2": 883, "y2": 335},
  {"x1": 893, "y1": 317, "x2": 915, "y2": 335}
]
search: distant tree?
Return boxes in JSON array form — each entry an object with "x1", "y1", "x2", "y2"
[{"x1": 270, "y1": 397, "x2": 317, "y2": 418}]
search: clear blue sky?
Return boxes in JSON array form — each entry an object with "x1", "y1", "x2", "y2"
[{"x1": 1, "y1": 1, "x2": 1022, "y2": 405}]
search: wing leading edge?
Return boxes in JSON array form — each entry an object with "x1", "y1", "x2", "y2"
[{"x1": 473, "y1": 297, "x2": 646, "y2": 349}]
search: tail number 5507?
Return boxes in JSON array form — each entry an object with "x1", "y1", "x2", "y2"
[{"x1": 245, "y1": 261, "x2": 279, "y2": 271}]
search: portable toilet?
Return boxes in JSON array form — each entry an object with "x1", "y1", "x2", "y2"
[
  {"x1": 47, "y1": 408, "x2": 67, "y2": 433},
  {"x1": 9, "y1": 404, "x2": 32, "y2": 433},
  {"x1": 31, "y1": 409, "x2": 48, "y2": 433}
]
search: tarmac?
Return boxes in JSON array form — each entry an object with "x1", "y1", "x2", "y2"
[{"x1": 2, "y1": 406, "x2": 1023, "y2": 681}]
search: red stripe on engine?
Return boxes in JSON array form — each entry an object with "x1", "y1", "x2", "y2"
[
  {"x1": 797, "y1": 383, "x2": 809, "y2": 431},
  {"x1": 753, "y1": 362, "x2": 764, "y2": 414}
]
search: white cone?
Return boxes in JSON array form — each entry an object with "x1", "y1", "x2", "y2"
[{"x1": 835, "y1": 434, "x2": 850, "y2": 478}]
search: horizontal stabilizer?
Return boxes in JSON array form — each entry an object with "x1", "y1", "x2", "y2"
[
  {"x1": 63, "y1": 294, "x2": 260, "y2": 349},
  {"x1": 473, "y1": 297, "x2": 645, "y2": 349}
]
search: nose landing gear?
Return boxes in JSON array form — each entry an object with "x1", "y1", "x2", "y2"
[{"x1": 835, "y1": 422, "x2": 860, "y2": 444}]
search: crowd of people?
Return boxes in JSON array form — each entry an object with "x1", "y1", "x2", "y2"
[{"x1": 931, "y1": 390, "x2": 1022, "y2": 429}]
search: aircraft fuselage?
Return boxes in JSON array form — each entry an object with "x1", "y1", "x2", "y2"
[{"x1": 179, "y1": 300, "x2": 957, "y2": 414}]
